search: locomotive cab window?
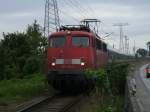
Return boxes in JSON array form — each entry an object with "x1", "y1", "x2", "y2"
[
  {"x1": 50, "y1": 37, "x2": 65, "y2": 48},
  {"x1": 72, "y1": 37, "x2": 89, "y2": 47}
]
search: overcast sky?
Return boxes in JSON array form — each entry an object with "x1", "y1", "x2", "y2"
[{"x1": 0, "y1": 0, "x2": 150, "y2": 53}]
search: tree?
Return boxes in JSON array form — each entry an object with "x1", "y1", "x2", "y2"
[
  {"x1": 0, "y1": 40, "x2": 5, "y2": 79},
  {"x1": 26, "y1": 20, "x2": 47, "y2": 55},
  {"x1": 0, "y1": 21, "x2": 47, "y2": 80},
  {"x1": 0, "y1": 32, "x2": 31, "y2": 79},
  {"x1": 25, "y1": 20, "x2": 47, "y2": 74},
  {"x1": 136, "y1": 48, "x2": 148, "y2": 57}
]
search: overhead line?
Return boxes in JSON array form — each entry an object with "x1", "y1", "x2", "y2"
[
  {"x1": 67, "y1": 0, "x2": 90, "y2": 18},
  {"x1": 73, "y1": 0, "x2": 94, "y2": 18},
  {"x1": 59, "y1": 10, "x2": 80, "y2": 23},
  {"x1": 59, "y1": 0, "x2": 88, "y2": 19},
  {"x1": 57, "y1": 0, "x2": 81, "y2": 24}
]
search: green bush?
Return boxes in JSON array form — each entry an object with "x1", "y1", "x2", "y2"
[
  {"x1": 23, "y1": 57, "x2": 41, "y2": 75},
  {"x1": 3, "y1": 65, "x2": 18, "y2": 79},
  {"x1": 85, "y1": 68, "x2": 108, "y2": 94},
  {"x1": 85, "y1": 63, "x2": 129, "y2": 95},
  {"x1": 103, "y1": 105, "x2": 113, "y2": 112},
  {"x1": 85, "y1": 64, "x2": 128, "y2": 112},
  {"x1": 108, "y1": 63, "x2": 129, "y2": 95}
]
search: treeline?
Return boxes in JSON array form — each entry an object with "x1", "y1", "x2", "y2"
[{"x1": 0, "y1": 20, "x2": 47, "y2": 80}]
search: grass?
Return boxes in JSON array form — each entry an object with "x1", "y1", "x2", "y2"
[
  {"x1": 96, "y1": 95, "x2": 125, "y2": 112},
  {"x1": 80, "y1": 92, "x2": 125, "y2": 112},
  {"x1": 0, "y1": 74, "x2": 48, "y2": 111}
]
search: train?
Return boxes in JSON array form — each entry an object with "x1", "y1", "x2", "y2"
[
  {"x1": 46, "y1": 25, "x2": 132, "y2": 92},
  {"x1": 107, "y1": 45, "x2": 134, "y2": 61}
]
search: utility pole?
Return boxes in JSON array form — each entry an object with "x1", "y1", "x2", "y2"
[
  {"x1": 44, "y1": 0, "x2": 60, "y2": 37},
  {"x1": 113, "y1": 23, "x2": 128, "y2": 53},
  {"x1": 124, "y1": 35, "x2": 129, "y2": 54}
]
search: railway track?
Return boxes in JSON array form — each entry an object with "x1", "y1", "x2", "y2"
[{"x1": 17, "y1": 94, "x2": 83, "y2": 112}]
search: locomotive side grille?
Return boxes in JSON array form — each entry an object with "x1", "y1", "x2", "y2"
[
  {"x1": 71, "y1": 59, "x2": 81, "y2": 64},
  {"x1": 55, "y1": 59, "x2": 64, "y2": 64}
]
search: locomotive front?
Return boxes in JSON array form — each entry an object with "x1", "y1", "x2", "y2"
[{"x1": 46, "y1": 31, "x2": 95, "y2": 92}]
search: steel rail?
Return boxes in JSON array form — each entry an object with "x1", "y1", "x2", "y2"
[{"x1": 16, "y1": 94, "x2": 83, "y2": 112}]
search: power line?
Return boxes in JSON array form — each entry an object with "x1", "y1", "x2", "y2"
[
  {"x1": 99, "y1": 22, "x2": 109, "y2": 36},
  {"x1": 59, "y1": 0, "x2": 88, "y2": 19},
  {"x1": 44, "y1": 0, "x2": 104, "y2": 37},
  {"x1": 86, "y1": 0, "x2": 97, "y2": 16},
  {"x1": 58, "y1": 0, "x2": 102, "y2": 28},
  {"x1": 58, "y1": 9, "x2": 80, "y2": 24},
  {"x1": 71, "y1": 0, "x2": 94, "y2": 17},
  {"x1": 55, "y1": 1, "x2": 81, "y2": 24}
]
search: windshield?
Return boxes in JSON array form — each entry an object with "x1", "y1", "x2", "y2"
[
  {"x1": 50, "y1": 37, "x2": 65, "y2": 48},
  {"x1": 72, "y1": 37, "x2": 89, "y2": 47}
]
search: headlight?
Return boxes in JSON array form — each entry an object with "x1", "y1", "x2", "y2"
[
  {"x1": 51, "y1": 62, "x2": 56, "y2": 66},
  {"x1": 81, "y1": 62, "x2": 85, "y2": 66}
]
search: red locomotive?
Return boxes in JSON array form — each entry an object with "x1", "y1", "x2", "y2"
[{"x1": 46, "y1": 25, "x2": 108, "y2": 92}]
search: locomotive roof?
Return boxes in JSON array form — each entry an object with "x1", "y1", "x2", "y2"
[
  {"x1": 50, "y1": 30, "x2": 93, "y2": 37},
  {"x1": 50, "y1": 25, "x2": 106, "y2": 44},
  {"x1": 50, "y1": 30, "x2": 106, "y2": 44}
]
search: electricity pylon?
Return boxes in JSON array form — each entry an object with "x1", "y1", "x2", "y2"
[
  {"x1": 124, "y1": 35, "x2": 129, "y2": 54},
  {"x1": 113, "y1": 23, "x2": 128, "y2": 53},
  {"x1": 44, "y1": 0, "x2": 60, "y2": 37}
]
